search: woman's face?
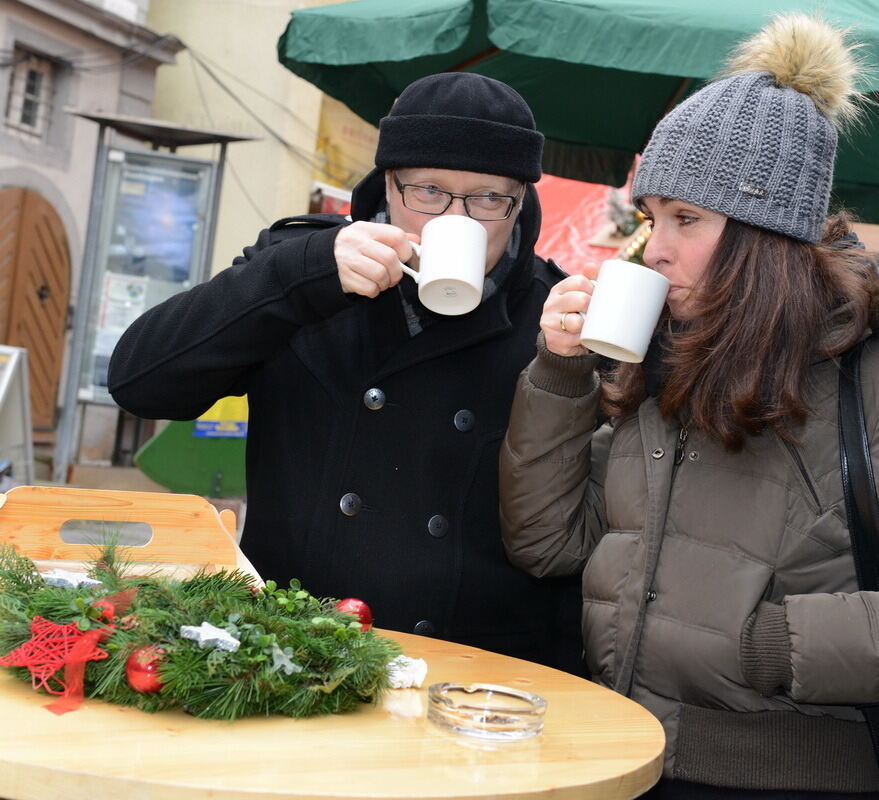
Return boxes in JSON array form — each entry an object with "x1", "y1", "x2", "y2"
[{"x1": 640, "y1": 196, "x2": 727, "y2": 321}]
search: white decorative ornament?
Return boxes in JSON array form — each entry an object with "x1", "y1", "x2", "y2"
[
  {"x1": 382, "y1": 689, "x2": 425, "y2": 719},
  {"x1": 386, "y1": 655, "x2": 428, "y2": 689},
  {"x1": 180, "y1": 621, "x2": 241, "y2": 652},
  {"x1": 270, "y1": 643, "x2": 302, "y2": 675}
]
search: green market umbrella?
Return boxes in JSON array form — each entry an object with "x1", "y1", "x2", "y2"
[{"x1": 278, "y1": 0, "x2": 879, "y2": 221}]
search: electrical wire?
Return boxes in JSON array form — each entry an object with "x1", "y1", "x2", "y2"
[
  {"x1": 185, "y1": 45, "x2": 322, "y2": 138},
  {"x1": 188, "y1": 54, "x2": 271, "y2": 226},
  {"x1": 2, "y1": 30, "x2": 368, "y2": 188},
  {"x1": 189, "y1": 48, "x2": 373, "y2": 192},
  {"x1": 184, "y1": 45, "x2": 377, "y2": 177},
  {"x1": 3, "y1": 39, "x2": 349, "y2": 178},
  {"x1": 187, "y1": 49, "x2": 369, "y2": 187},
  {"x1": 0, "y1": 35, "x2": 179, "y2": 73},
  {"x1": 187, "y1": 50, "x2": 316, "y2": 166}
]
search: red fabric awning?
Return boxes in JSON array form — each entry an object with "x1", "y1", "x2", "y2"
[{"x1": 535, "y1": 173, "x2": 629, "y2": 275}]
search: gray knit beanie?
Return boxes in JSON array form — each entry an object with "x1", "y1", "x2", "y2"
[{"x1": 632, "y1": 14, "x2": 862, "y2": 243}]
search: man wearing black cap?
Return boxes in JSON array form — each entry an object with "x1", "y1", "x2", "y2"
[{"x1": 108, "y1": 73, "x2": 581, "y2": 672}]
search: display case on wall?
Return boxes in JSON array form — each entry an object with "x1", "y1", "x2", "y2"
[{"x1": 77, "y1": 149, "x2": 216, "y2": 405}]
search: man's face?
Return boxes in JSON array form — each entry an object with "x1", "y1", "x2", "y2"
[{"x1": 385, "y1": 168, "x2": 523, "y2": 273}]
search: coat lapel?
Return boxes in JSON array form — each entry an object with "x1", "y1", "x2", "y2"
[
  {"x1": 370, "y1": 290, "x2": 513, "y2": 382},
  {"x1": 288, "y1": 289, "x2": 406, "y2": 396}
]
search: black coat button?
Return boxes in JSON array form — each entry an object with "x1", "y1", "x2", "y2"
[
  {"x1": 646, "y1": 590, "x2": 657, "y2": 602},
  {"x1": 453, "y1": 409, "x2": 475, "y2": 432},
  {"x1": 339, "y1": 493, "x2": 362, "y2": 516},
  {"x1": 363, "y1": 388, "x2": 386, "y2": 410},
  {"x1": 427, "y1": 514, "x2": 449, "y2": 538},
  {"x1": 413, "y1": 620, "x2": 436, "y2": 636}
]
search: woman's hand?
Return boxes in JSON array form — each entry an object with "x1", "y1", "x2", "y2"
[
  {"x1": 541, "y1": 271, "x2": 598, "y2": 356},
  {"x1": 334, "y1": 222, "x2": 419, "y2": 298}
]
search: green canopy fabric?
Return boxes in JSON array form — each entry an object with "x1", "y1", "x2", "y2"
[{"x1": 278, "y1": 0, "x2": 879, "y2": 222}]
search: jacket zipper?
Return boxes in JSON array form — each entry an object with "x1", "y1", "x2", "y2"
[
  {"x1": 620, "y1": 423, "x2": 688, "y2": 699},
  {"x1": 781, "y1": 440, "x2": 823, "y2": 513},
  {"x1": 673, "y1": 426, "x2": 689, "y2": 467}
]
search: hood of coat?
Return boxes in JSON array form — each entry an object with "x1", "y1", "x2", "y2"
[{"x1": 349, "y1": 167, "x2": 543, "y2": 296}]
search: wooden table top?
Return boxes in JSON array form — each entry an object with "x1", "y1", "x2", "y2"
[{"x1": 0, "y1": 630, "x2": 664, "y2": 800}]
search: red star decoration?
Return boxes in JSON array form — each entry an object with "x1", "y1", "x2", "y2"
[{"x1": 0, "y1": 616, "x2": 108, "y2": 695}]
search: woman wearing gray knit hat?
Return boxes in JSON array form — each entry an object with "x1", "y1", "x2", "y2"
[{"x1": 500, "y1": 13, "x2": 879, "y2": 798}]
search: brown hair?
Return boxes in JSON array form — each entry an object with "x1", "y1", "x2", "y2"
[{"x1": 602, "y1": 213, "x2": 879, "y2": 450}]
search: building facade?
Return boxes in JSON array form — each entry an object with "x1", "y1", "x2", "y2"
[{"x1": 0, "y1": 0, "x2": 182, "y2": 441}]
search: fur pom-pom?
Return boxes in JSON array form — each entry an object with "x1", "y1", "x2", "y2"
[{"x1": 724, "y1": 13, "x2": 864, "y2": 128}]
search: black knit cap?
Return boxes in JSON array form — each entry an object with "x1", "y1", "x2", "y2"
[{"x1": 375, "y1": 72, "x2": 544, "y2": 184}]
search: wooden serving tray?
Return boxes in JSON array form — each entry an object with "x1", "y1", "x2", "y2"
[{"x1": 0, "y1": 485, "x2": 258, "y2": 580}]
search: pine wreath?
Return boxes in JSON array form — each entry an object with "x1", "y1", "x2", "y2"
[{"x1": 0, "y1": 545, "x2": 399, "y2": 720}]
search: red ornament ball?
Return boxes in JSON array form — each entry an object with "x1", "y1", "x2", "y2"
[
  {"x1": 92, "y1": 599, "x2": 115, "y2": 622},
  {"x1": 125, "y1": 645, "x2": 165, "y2": 693},
  {"x1": 334, "y1": 598, "x2": 373, "y2": 632}
]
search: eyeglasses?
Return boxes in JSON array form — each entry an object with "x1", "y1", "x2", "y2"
[{"x1": 392, "y1": 173, "x2": 521, "y2": 221}]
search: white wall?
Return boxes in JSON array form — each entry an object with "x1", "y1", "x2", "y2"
[{"x1": 147, "y1": 0, "x2": 332, "y2": 274}]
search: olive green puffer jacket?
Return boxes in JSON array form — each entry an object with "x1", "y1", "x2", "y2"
[{"x1": 500, "y1": 335, "x2": 879, "y2": 793}]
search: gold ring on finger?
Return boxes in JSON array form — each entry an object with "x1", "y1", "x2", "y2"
[{"x1": 559, "y1": 312, "x2": 569, "y2": 333}]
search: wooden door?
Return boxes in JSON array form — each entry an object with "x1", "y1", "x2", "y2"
[{"x1": 0, "y1": 187, "x2": 70, "y2": 430}]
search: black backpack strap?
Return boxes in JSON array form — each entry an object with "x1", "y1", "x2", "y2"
[
  {"x1": 838, "y1": 337, "x2": 879, "y2": 591},
  {"x1": 267, "y1": 214, "x2": 350, "y2": 243},
  {"x1": 269, "y1": 213, "x2": 349, "y2": 232},
  {"x1": 837, "y1": 335, "x2": 879, "y2": 760}
]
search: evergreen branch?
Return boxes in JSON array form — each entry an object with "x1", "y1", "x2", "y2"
[
  {"x1": 0, "y1": 547, "x2": 400, "y2": 721},
  {"x1": 0, "y1": 544, "x2": 44, "y2": 598}
]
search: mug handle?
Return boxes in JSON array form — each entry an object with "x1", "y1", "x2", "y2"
[{"x1": 400, "y1": 242, "x2": 421, "y2": 282}]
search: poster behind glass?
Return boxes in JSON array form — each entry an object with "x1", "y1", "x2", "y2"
[{"x1": 80, "y1": 150, "x2": 215, "y2": 403}]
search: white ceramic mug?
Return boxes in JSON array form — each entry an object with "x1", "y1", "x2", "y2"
[
  {"x1": 579, "y1": 259, "x2": 670, "y2": 363},
  {"x1": 400, "y1": 215, "x2": 488, "y2": 315}
]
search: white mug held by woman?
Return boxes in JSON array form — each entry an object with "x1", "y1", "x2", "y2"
[{"x1": 579, "y1": 259, "x2": 670, "y2": 362}]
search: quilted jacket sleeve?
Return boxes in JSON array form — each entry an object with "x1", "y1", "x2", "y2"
[
  {"x1": 108, "y1": 219, "x2": 352, "y2": 421},
  {"x1": 499, "y1": 335, "x2": 610, "y2": 578},
  {"x1": 741, "y1": 335, "x2": 879, "y2": 705},
  {"x1": 785, "y1": 591, "x2": 879, "y2": 704},
  {"x1": 742, "y1": 592, "x2": 879, "y2": 705}
]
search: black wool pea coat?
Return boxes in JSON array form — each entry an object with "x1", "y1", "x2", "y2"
[{"x1": 108, "y1": 169, "x2": 582, "y2": 671}]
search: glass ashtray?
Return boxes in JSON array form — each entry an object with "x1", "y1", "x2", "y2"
[{"x1": 427, "y1": 682, "x2": 547, "y2": 740}]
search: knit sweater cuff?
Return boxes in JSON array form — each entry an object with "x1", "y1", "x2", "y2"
[
  {"x1": 741, "y1": 601, "x2": 793, "y2": 696},
  {"x1": 527, "y1": 332, "x2": 600, "y2": 398}
]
